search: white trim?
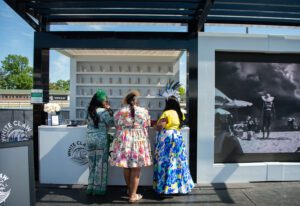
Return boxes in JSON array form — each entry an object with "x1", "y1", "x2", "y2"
[
  {"x1": 197, "y1": 32, "x2": 300, "y2": 184},
  {"x1": 69, "y1": 58, "x2": 77, "y2": 120}
]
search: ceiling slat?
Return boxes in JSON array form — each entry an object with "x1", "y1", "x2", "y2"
[
  {"x1": 213, "y1": 3, "x2": 300, "y2": 13},
  {"x1": 37, "y1": 8, "x2": 196, "y2": 16},
  {"x1": 46, "y1": 15, "x2": 192, "y2": 23},
  {"x1": 25, "y1": 1, "x2": 200, "y2": 10},
  {"x1": 207, "y1": 15, "x2": 300, "y2": 26},
  {"x1": 4, "y1": 0, "x2": 300, "y2": 31},
  {"x1": 215, "y1": 0, "x2": 300, "y2": 6},
  {"x1": 210, "y1": 9, "x2": 300, "y2": 19},
  {"x1": 30, "y1": 0, "x2": 201, "y2": 2}
]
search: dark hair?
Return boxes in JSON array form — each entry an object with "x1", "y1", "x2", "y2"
[
  {"x1": 125, "y1": 93, "x2": 136, "y2": 120},
  {"x1": 164, "y1": 96, "x2": 183, "y2": 128},
  {"x1": 87, "y1": 94, "x2": 105, "y2": 128}
]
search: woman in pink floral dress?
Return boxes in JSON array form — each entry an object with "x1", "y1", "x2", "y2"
[{"x1": 110, "y1": 91, "x2": 152, "y2": 203}]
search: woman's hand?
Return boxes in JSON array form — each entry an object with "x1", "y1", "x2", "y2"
[
  {"x1": 156, "y1": 118, "x2": 168, "y2": 131},
  {"x1": 104, "y1": 101, "x2": 113, "y2": 116},
  {"x1": 155, "y1": 124, "x2": 163, "y2": 131},
  {"x1": 103, "y1": 101, "x2": 110, "y2": 109}
]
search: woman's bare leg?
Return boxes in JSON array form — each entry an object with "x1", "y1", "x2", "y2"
[
  {"x1": 123, "y1": 168, "x2": 131, "y2": 194},
  {"x1": 129, "y1": 167, "x2": 141, "y2": 199}
]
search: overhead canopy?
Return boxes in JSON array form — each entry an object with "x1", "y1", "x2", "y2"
[
  {"x1": 207, "y1": 0, "x2": 300, "y2": 27},
  {"x1": 5, "y1": 0, "x2": 300, "y2": 32},
  {"x1": 4, "y1": 0, "x2": 211, "y2": 31}
]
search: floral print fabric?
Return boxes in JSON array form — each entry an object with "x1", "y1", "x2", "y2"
[
  {"x1": 153, "y1": 129, "x2": 195, "y2": 194},
  {"x1": 110, "y1": 105, "x2": 152, "y2": 168}
]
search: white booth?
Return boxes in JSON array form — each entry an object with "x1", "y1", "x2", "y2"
[{"x1": 38, "y1": 125, "x2": 189, "y2": 185}]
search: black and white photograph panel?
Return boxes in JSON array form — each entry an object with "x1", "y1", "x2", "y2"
[{"x1": 215, "y1": 52, "x2": 300, "y2": 159}]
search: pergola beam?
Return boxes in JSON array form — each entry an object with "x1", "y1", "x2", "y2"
[
  {"x1": 45, "y1": 15, "x2": 192, "y2": 24},
  {"x1": 215, "y1": 0, "x2": 300, "y2": 5},
  {"x1": 4, "y1": 0, "x2": 40, "y2": 31},
  {"x1": 25, "y1": 1, "x2": 200, "y2": 10},
  {"x1": 198, "y1": 0, "x2": 214, "y2": 30},
  {"x1": 213, "y1": 3, "x2": 300, "y2": 13},
  {"x1": 38, "y1": 8, "x2": 196, "y2": 16},
  {"x1": 210, "y1": 10, "x2": 300, "y2": 20},
  {"x1": 207, "y1": 16, "x2": 300, "y2": 27}
]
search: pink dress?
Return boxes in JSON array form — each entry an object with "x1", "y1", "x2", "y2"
[{"x1": 109, "y1": 105, "x2": 152, "y2": 168}]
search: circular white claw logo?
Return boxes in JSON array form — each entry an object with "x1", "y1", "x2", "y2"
[
  {"x1": 1, "y1": 121, "x2": 32, "y2": 142},
  {"x1": 0, "y1": 173, "x2": 11, "y2": 204},
  {"x1": 67, "y1": 141, "x2": 88, "y2": 165}
]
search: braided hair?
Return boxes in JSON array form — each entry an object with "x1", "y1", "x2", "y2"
[{"x1": 125, "y1": 93, "x2": 137, "y2": 120}]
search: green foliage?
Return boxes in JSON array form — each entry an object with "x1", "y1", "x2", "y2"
[
  {"x1": 50, "y1": 79, "x2": 70, "y2": 91},
  {"x1": 178, "y1": 86, "x2": 186, "y2": 102},
  {"x1": 0, "y1": 54, "x2": 33, "y2": 89},
  {"x1": 178, "y1": 86, "x2": 186, "y2": 96}
]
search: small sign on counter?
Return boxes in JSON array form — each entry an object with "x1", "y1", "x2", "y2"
[{"x1": 51, "y1": 115, "x2": 59, "y2": 126}]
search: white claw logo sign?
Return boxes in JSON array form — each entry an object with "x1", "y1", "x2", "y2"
[
  {"x1": 1, "y1": 121, "x2": 32, "y2": 143},
  {"x1": 0, "y1": 173, "x2": 11, "y2": 204},
  {"x1": 67, "y1": 141, "x2": 88, "y2": 165}
]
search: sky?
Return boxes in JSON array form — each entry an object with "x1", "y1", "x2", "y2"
[
  {"x1": 0, "y1": 1, "x2": 187, "y2": 83},
  {"x1": 1, "y1": 1, "x2": 300, "y2": 83},
  {"x1": 0, "y1": 1, "x2": 34, "y2": 69},
  {"x1": 216, "y1": 60, "x2": 300, "y2": 120}
]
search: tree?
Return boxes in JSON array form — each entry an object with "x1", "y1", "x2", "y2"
[
  {"x1": 178, "y1": 86, "x2": 186, "y2": 101},
  {"x1": 50, "y1": 79, "x2": 70, "y2": 91},
  {"x1": 0, "y1": 54, "x2": 33, "y2": 89}
]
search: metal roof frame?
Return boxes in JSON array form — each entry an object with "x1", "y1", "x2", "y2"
[
  {"x1": 5, "y1": 0, "x2": 300, "y2": 32},
  {"x1": 4, "y1": 0, "x2": 209, "y2": 31},
  {"x1": 207, "y1": 0, "x2": 300, "y2": 27}
]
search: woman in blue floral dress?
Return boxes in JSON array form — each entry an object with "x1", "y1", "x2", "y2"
[
  {"x1": 153, "y1": 91, "x2": 194, "y2": 194},
  {"x1": 86, "y1": 89, "x2": 114, "y2": 195}
]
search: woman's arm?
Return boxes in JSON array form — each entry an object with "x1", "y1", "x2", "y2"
[
  {"x1": 156, "y1": 117, "x2": 168, "y2": 131},
  {"x1": 101, "y1": 110, "x2": 115, "y2": 127}
]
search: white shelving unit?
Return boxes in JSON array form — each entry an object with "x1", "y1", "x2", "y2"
[{"x1": 63, "y1": 50, "x2": 182, "y2": 121}]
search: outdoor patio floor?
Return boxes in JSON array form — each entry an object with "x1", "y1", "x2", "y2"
[{"x1": 36, "y1": 181, "x2": 300, "y2": 206}]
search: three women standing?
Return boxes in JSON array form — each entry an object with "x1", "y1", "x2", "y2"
[
  {"x1": 86, "y1": 89, "x2": 114, "y2": 195},
  {"x1": 110, "y1": 91, "x2": 152, "y2": 202},
  {"x1": 86, "y1": 85, "x2": 193, "y2": 198}
]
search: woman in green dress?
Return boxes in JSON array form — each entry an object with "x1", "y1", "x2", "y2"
[{"x1": 86, "y1": 89, "x2": 114, "y2": 195}]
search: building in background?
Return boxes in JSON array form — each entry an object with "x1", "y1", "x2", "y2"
[
  {"x1": 58, "y1": 49, "x2": 184, "y2": 122},
  {"x1": 0, "y1": 89, "x2": 69, "y2": 109}
]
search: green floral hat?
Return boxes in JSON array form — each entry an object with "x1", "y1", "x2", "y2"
[{"x1": 95, "y1": 89, "x2": 107, "y2": 102}]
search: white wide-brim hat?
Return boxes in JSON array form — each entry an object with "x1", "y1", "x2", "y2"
[{"x1": 261, "y1": 94, "x2": 274, "y2": 102}]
